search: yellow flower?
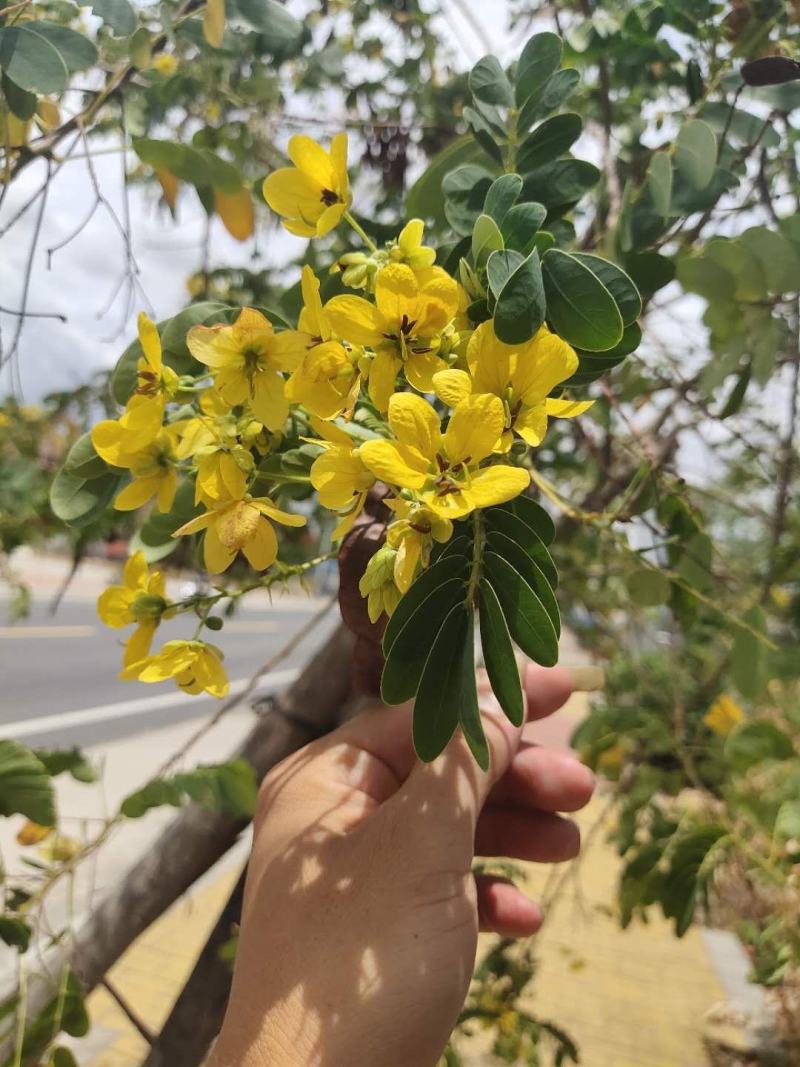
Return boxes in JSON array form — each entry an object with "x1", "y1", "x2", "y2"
[
  {"x1": 360, "y1": 392, "x2": 530, "y2": 520},
  {"x1": 176, "y1": 414, "x2": 254, "y2": 505},
  {"x1": 280, "y1": 266, "x2": 361, "y2": 419},
  {"x1": 308, "y1": 418, "x2": 375, "y2": 540},
  {"x1": 132, "y1": 312, "x2": 179, "y2": 404},
  {"x1": 173, "y1": 493, "x2": 305, "y2": 574},
  {"x1": 123, "y1": 639, "x2": 228, "y2": 698},
  {"x1": 704, "y1": 694, "x2": 745, "y2": 737},
  {"x1": 433, "y1": 320, "x2": 592, "y2": 450},
  {"x1": 152, "y1": 53, "x2": 178, "y2": 76},
  {"x1": 186, "y1": 308, "x2": 298, "y2": 432},
  {"x1": 388, "y1": 219, "x2": 436, "y2": 271},
  {"x1": 263, "y1": 133, "x2": 351, "y2": 238},
  {"x1": 358, "y1": 544, "x2": 402, "y2": 622},
  {"x1": 385, "y1": 499, "x2": 453, "y2": 593},
  {"x1": 109, "y1": 425, "x2": 181, "y2": 513},
  {"x1": 92, "y1": 395, "x2": 165, "y2": 463},
  {"x1": 325, "y1": 263, "x2": 459, "y2": 411},
  {"x1": 97, "y1": 551, "x2": 168, "y2": 667}
]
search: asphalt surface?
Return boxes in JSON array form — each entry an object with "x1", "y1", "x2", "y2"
[{"x1": 0, "y1": 597, "x2": 337, "y2": 749}]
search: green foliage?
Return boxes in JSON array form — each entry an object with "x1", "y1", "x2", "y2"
[
  {"x1": 0, "y1": 741, "x2": 55, "y2": 827},
  {"x1": 120, "y1": 759, "x2": 258, "y2": 819}
]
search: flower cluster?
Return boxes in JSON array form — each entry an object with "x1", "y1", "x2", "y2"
[{"x1": 93, "y1": 132, "x2": 594, "y2": 698}]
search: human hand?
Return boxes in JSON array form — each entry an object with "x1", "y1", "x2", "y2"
[{"x1": 210, "y1": 664, "x2": 595, "y2": 1067}]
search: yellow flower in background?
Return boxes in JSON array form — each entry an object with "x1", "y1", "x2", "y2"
[
  {"x1": 325, "y1": 263, "x2": 458, "y2": 411},
  {"x1": 175, "y1": 414, "x2": 254, "y2": 505},
  {"x1": 704, "y1": 694, "x2": 745, "y2": 737},
  {"x1": 433, "y1": 320, "x2": 591, "y2": 450},
  {"x1": 97, "y1": 551, "x2": 168, "y2": 667},
  {"x1": 360, "y1": 392, "x2": 530, "y2": 520},
  {"x1": 308, "y1": 418, "x2": 375, "y2": 540},
  {"x1": 110, "y1": 425, "x2": 181, "y2": 513},
  {"x1": 123, "y1": 639, "x2": 229, "y2": 698},
  {"x1": 388, "y1": 219, "x2": 436, "y2": 272},
  {"x1": 187, "y1": 308, "x2": 298, "y2": 432},
  {"x1": 263, "y1": 133, "x2": 351, "y2": 238},
  {"x1": 358, "y1": 544, "x2": 402, "y2": 622},
  {"x1": 152, "y1": 53, "x2": 178, "y2": 76},
  {"x1": 385, "y1": 499, "x2": 453, "y2": 593},
  {"x1": 173, "y1": 493, "x2": 306, "y2": 574}
]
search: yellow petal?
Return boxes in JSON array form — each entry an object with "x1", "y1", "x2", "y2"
[
  {"x1": 114, "y1": 476, "x2": 158, "y2": 511},
  {"x1": 250, "y1": 371, "x2": 289, "y2": 431},
  {"x1": 299, "y1": 265, "x2": 326, "y2": 336},
  {"x1": 204, "y1": 523, "x2": 237, "y2": 574},
  {"x1": 325, "y1": 295, "x2": 384, "y2": 347},
  {"x1": 137, "y1": 313, "x2": 162, "y2": 373},
  {"x1": 545, "y1": 397, "x2": 595, "y2": 419},
  {"x1": 197, "y1": 647, "x2": 229, "y2": 697},
  {"x1": 443, "y1": 394, "x2": 504, "y2": 465},
  {"x1": 360, "y1": 440, "x2": 428, "y2": 489},
  {"x1": 374, "y1": 263, "x2": 418, "y2": 326},
  {"x1": 241, "y1": 517, "x2": 278, "y2": 570},
  {"x1": 123, "y1": 550, "x2": 149, "y2": 590},
  {"x1": 329, "y1": 132, "x2": 349, "y2": 188},
  {"x1": 219, "y1": 453, "x2": 247, "y2": 499},
  {"x1": 263, "y1": 168, "x2": 324, "y2": 224},
  {"x1": 156, "y1": 468, "x2": 177, "y2": 512},
  {"x1": 155, "y1": 168, "x2": 179, "y2": 212},
  {"x1": 512, "y1": 331, "x2": 578, "y2": 405},
  {"x1": 252, "y1": 500, "x2": 307, "y2": 527},
  {"x1": 308, "y1": 415, "x2": 352, "y2": 447},
  {"x1": 398, "y1": 218, "x2": 424, "y2": 253},
  {"x1": 515, "y1": 403, "x2": 548, "y2": 447},
  {"x1": 271, "y1": 331, "x2": 311, "y2": 374},
  {"x1": 467, "y1": 320, "x2": 513, "y2": 397},
  {"x1": 387, "y1": 392, "x2": 440, "y2": 459},
  {"x1": 214, "y1": 186, "x2": 254, "y2": 242},
  {"x1": 173, "y1": 509, "x2": 215, "y2": 538},
  {"x1": 315, "y1": 202, "x2": 346, "y2": 237},
  {"x1": 203, "y1": 0, "x2": 225, "y2": 47},
  {"x1": 123, "y1": 622, "x2": 157, "y2": 667},
  {"x1": 394, "y1": 535, "x2": 421, "y2": 594},
  {"x1": 367, "y1": 349, "x2": 401, "y2": 413},
  {"x1": 288, "y1": 134, "x2": 335, "y2": 188},
  {"x1": 97, "y1": 586, "x2": 134, "y2": 628},
  {"x1": 404, "y1": 350, "x2": 447, "y2": 394},
  {"x1": 186, "y1": 324, "x2": 244, "y2": 369},
  {"x1": 311, "y1": 447, "x2": 372, "y2": 508},
  {"x1": 465, "y1": 465, "x2": 530, "y2": 509},
  {"x1": 433, "y1": 369, "x2": 472, "y2": 407}
]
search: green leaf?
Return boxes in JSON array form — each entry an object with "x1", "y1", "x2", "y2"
[
  {"x1": 486, "y1": 249, "x2": 524, "y2": 299},
  {"x1": 0, "y1": 22, "x2": 97, "y2": 94},
  {"x1": 49, "y1": 468, "x2": 120, "y2": 525},
  {"x1": 35, "y1": 748, "x2": 96, "y2": 783},
  {"x1": 469, "y1": 54, "x2": 514, "y2": 108},
  {"x1": 478, "y1": 579, "x2": 524, "y2": 726},
  {"x1": 383, "y1": 553, "x2": 469, "y2": 655},
  {"x1": 121, "y1": 759, "x2": 258, "y2": 819},
  {"x1": 676, "y1": 255, "x2": 735, "y2": 302},
  {"x1": 413, "y1": 604, "x2": 470, "y2": 763},
  {"x1": 738, "y1": 226, "x2": 800, "y2": 294},
  {"x1": 137, "y1": 479, "x2": 201, "y2": 552},
  {"x1": 133, "y1": 139, "x2": 241, "y2": 193},
  {"x1": 0, "y1": 740, "x2": 55, "y2": 826},
  {"x1": 518, "y1": 68, "x2": 579, "y2": 131},
  {"x1": 647, "y1": 151, "x2": 673, "y2": 218},
  {"x1": 493, "y1": 249, "x2": 546, "y2": 345},
  {"x1": 91, "y1": 0, "x2": 138, "y2": 37},
  {"x1": 542, "y1": 249, "x2": 623, "y2": 351},
  {"x1": 63, "y1": 432, "x2": 108, "y2": 480},
  {"x1": 0, "y1": 916, "x2": 31, "y2": 953},
  {"x1": 515, "y1": 31, "x2": 562, "y2": 107},
  {"x1": 571, "y1": 253, "x2": 641, "y2": 326},
  {"x1": 483, "y1": 174, "x2": 522, "y2": 225},
  {"x1": 483, "y1": 552, "x2": 559, "y2": 667},
  {"x1": 674, "y1": 119, "x2": 717, "y2": 190},
  {"x1": 686, "y1": 59, "x2": 704, "y2": 104},
  {"x1": 234, "y1": 0, "x2": 306, "y2": 56},
  {"x1": 463, "y1": 106, "x2": 504, "y2": 166},
  {"x1": 443, "y1": 164, "x2": 496, "y2": 237},
  {"x1": 517, "y1": 113, "x2": 582, "y2": 173},
  {"x1": 628, "y1": 569, "x2": 670, "y2": 607},
  {"x1": 484, "y1": 506, "x2": 557, "y2": 586},
  {"x1": 775, "y1": 800, "x2": 800, "y2": 840},
  {"x1": 2, "y1": 71, "x2": 36, "y2": 120},
  {"x1": 50, "y1": 1048, "x2": 79, "y2": 1067},
  {"x1": 700, "y1": 102, "x2": 781, "y2": 149},
  {"x1": 458, "y1": 613, "x2": 489, "y2": 770},
  {"x1": 623, "y1": 252, "x2": 676, "y2": 295},
  {"x1": 521, "y1": 158, "x2": 600, "y2": 211},
  {"x1": 381, "y1": 578, "x2": 467, "y2": 705},
  {"x1": 731, "y1": 605, "x2": 768, "y2": 699},
  {"x1": 569, "y1": 322, "x2": 641, "y2": 386},
  {"x1": 471, "y1": 213, "x2": 505, "y2": 268},
  {"x1": 498, "y1": 495, "x2": 555, "y2": 545},
  {"x1": 662, "y1": 826, "x2": 727, "y2": 936},
  {"x1": 724, "y1": 721, "x2": 793, "y2": 772},
  {"x1": 406, "y1": 136, "x2": 486, "y2": 227},
  {"x1": 500, "y1": 201, "x2": 547, "y2": 255},
  {"x1": 486, "y1": 529, "x2": 560, "y2": 636}
]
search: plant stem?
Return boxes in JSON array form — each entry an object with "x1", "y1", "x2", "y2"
[
  {"x1": 467, "y1": 509, "x2": 484, "y2": 607},
  {"x1": 344, "y1": 211, "x2": 377, "y2": 252}
]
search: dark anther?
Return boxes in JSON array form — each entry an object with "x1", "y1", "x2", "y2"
[{"x1": 320, "y1": 188, "x2": 339, "y2": 206}]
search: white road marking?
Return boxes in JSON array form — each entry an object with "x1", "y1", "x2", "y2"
[
  {"x1": 0, "y1": 668, "x2": 299, "y2": 739},
  {"x1": 0, "y1": 625, "x2": 96, "y2": 639}
]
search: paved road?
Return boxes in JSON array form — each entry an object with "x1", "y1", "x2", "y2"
[{"x1": 0, "y1": 597, "x2": 337, "y2": 749}]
